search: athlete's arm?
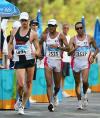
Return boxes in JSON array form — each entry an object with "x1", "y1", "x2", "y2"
[
  {"x1": 39, "y1": 33, "x2": 47, "y2": 57},
  {"x1": 39, "y1": 33, "x2": 46, "y2": 48},
  {"x1": 58, "y1": 33, "x2": 70, "y2": 51},
  {"x1": 8, "y1": 29, "x2": 17, "y2": 59},
  {"x1": 89, "y1": 35, "x2": 99, "y2": 58},
  {"x1": 68, "y1": 37, "x2": 79, "y2": 56},
  {"x1": 30, "y1": 31, "x2": 41, "y2": 57},
  {"x1": 90, "y1": 37, "x2": 99, "y2": 57}
]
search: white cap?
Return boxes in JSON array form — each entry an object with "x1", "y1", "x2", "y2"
[
  {"x1": 19, "y1": 12, "x2": 29, "y2": 20},
  {"x1": 12, "y1": 20, "x2": 21, "y2": 29},
  {"x1": 48, "y1": 19, "x2": 57, "y2": 25}
]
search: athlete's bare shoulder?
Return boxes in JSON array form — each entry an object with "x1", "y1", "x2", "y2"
[
  {"x1": 30, "y1": 29, "x2": 37, "y2": 36},
  {"x1": 11, "y1": 28, "x2": 18, "y2": 36},
  {"x1": 86, "y1": 34, "x2": 94, "y2": 44},
  {"x1": 42, "y1": 32, "x2": 47, "y2": 41},
  {"x1": 70, "y1": 36, "x2": 75, "y2": 43}
]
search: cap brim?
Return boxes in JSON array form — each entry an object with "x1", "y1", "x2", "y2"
[
  {"x1": 19, "y1": 17, "x2": 29, "y2": 20},
  {"x1": 48, "y1": 23, "x2": 57, "y2": 26}
]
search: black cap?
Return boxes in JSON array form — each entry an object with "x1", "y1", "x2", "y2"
[{"x1": 30, "y1": 19, "x2": 39, "y2": 26}]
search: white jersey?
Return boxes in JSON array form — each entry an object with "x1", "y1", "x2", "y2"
[
  {"x1": 62, "y1": 35, "x2": 71, "y2": 62},
  {"x1": 45, "y1": 33, "x2": 61, "y2": 59},
  {"x1": 72, "y1": 35, "x2": 91, "y2": 72}
]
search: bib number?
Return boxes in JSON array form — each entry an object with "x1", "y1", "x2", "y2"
[
  {"x1": 49, "y1": 51, "x2": 59, "y2": 57},
  {"x1": 15, "y1": 45, "x2": 28, "y2": 55},
  {"x1": 75, "y1": 51, "x2": 87, "y2": 57}
]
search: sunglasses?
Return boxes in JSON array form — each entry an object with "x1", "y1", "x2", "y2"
[
  {"x1": 21, "y1": 19, "x2": 28, "y2": 22},
  {"x1": 76, "y1": 26, "x2": 83, "y2": 30},
  {"x1": 48, "y1": 24, "x2": 57, "y2": 27},
  {"x1": 32, "y1": 24, "x2": 38, "y2": 26}
]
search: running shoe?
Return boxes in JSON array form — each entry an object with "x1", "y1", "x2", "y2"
[
  {"x1": 77, "y1": 100, "x2": 83, "y2": 110},
  {"x1": 14, "y1": 98, "x2": 22, "y2": 111},
  {"x1": 62, "y1": 91, "x2": 71, "y2": 97},
  {"x1": 18, "y1": 106, "x2": 24, "y2": 115},
  {"x1": 87, "y1": 88, "x2": 91, "y2": 94},
  {"x1": 82, "y1": 96, "x2": 88, "y2": 107},
  {"x1": 48, "y1": 103, "x2": 54, "y2": 112},
  {"x1": 53, "y1": 96, "x2": 59, "y2": 107}
]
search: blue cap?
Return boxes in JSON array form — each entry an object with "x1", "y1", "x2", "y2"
[{"x1": 30, "y1": 19, "x2": 38, "y2": 26}]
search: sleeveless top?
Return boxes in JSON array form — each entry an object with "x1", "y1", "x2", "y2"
[
  {"x1": 45, "y1": 33, "x2": 61, "y2": 59},
  {"x1": 13, "y1": 28, "x2": 34, "y2": 61},
  {"x1": 62, "y1": 35, "x2": 71, "y2": 62},
  {"x1": 73, "y1": 35, "x2": 91, "y2": 62}
]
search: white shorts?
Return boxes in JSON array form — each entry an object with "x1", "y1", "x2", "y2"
[
  {"x1": 44, "y1": 57, "x2": 61, "y2": 72},
  {"x1": 73, "y1": 61, "x2": 90, "y2": 72},
  {"x1": 73, "y1": 64, "x2": 89, "y2": 72}
]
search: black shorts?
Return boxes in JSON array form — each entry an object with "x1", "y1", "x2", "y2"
[
  {"x1": 61, "y1": 62, "x2": 70, "y2": 77},
  {"x1": 14, "y1": 59, "x2": 35, "y2": 69}
]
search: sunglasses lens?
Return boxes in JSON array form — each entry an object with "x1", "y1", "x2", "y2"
[
  {"x1": 76, "y1": 27, "x2": 83, "y2": 30},
  {"x1": 32, "y1": 24, "x2": 38, "y2": 26},
  {"x1": 48, "y1": 24, "x2": 56, "y2": 27},
  {"x1": 21, "y1": 19, "x2": 27, "y2": 22}
]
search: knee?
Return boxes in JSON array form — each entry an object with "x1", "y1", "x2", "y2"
[
  {"x1": 46, "y1": 82, "x2": 52, "y2": 88},
  {"x1": 47, "y1": 84, "x2": 52, "y2": 88},
  {"x1": 27, "y1": 80, "x2": 32, "y2": 88},
  {"x1": 18, "y1": 81, "x2": 24, "y2": 88}
]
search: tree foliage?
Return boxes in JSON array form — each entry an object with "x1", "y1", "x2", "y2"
[{"x1": 7, "y1": 0, "x2": 100, "y2": 28}]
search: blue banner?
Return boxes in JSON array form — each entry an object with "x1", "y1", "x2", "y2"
[
  {"x1": 94, "y1": 18, "x2": 100, "y2": 51},
  {"x1": 36, "y1": 9, "x2": 43, "y2": 39},
  {"x1": 0, "y1": 0, "x2": 20, "y2": 17},
  {"x1": 81, "y1": 16, "x2": 86, "y2": 33}
]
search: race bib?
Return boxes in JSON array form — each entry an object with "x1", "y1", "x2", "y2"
[
  {"x1": 15, "y1": 45, "x2": 28, "y2": 55},
  {"x1": 47, "y1": 47, "x2": 60, "y2": 58},
  {"x1": 75, "y1": 46, "x2": 89, "y2": 57},
  {"x1": 75, "y1": 51, "x2": 87, "y2": 57},
  {"x1": 49, "y1": 51, "x2": 59, "y2": 57}
]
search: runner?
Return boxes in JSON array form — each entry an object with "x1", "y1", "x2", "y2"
[
  {"x1": 30, "y1": 19, "x2": 38, "y2": 31},
  {"x1": 30, "y1": 19, "x2": 39, "y2": 80},
  {"x1": 40, "y1": 19, "x2": 70, "y2": 112},
  {"x1": 69, "y1": 21, "x2": 99, "y2": 109},
  {"x1": 61, "y1": 24, "x2": 71, "y2": 97},
  {"x1": 8, "y1": 12, "x2": 40, "y2": 114}
]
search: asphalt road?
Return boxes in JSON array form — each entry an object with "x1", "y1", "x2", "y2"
[{"x1": 0, "y1": 92, "x2": 100, "y2": 118}]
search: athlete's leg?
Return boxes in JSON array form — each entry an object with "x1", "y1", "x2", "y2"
[
  {"x1": 15, "y1": 69, "x2": 25, "y2": 113},
  {"x1": 16, "y1": 69, "x2": 25, "y2": 101},
  {"x1": 61, "y1": 62, "x2": 70, "y2": 97},
  {"x1": 81, "y1": 68, "x2": 89, "y2": 107},
  {"x1": 81, "y1": 68, "x2": 89, "y2": 95},
  {"x1": 45, "y1": 66, "x2": 55, "y2": 112},
  {"x1": 53, "y1": 71, "x2": 61, "y2": 106},
  {"x1": 45, "y1": 66, "x2": 53, "y2": 103},
  {"x1": 73, "y1": 71, "x2": 81, "y2": 100},
  {"x1": 22, "y1": 66, "x2": 35, "y2": 107},
  {"x1": 73, "y1": 71, "x2": 84, "y2": 109},
  {"x1": 53, "y1": 71, "x2": 61, "y2": 96},
  {"x1": 61, "y1": 62, "x2": 66, "y2": 91}
]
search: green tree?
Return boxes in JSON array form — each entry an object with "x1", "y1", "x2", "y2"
[{"x1": 6, "y1": 0, "x2": 100, "y2": 29}]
